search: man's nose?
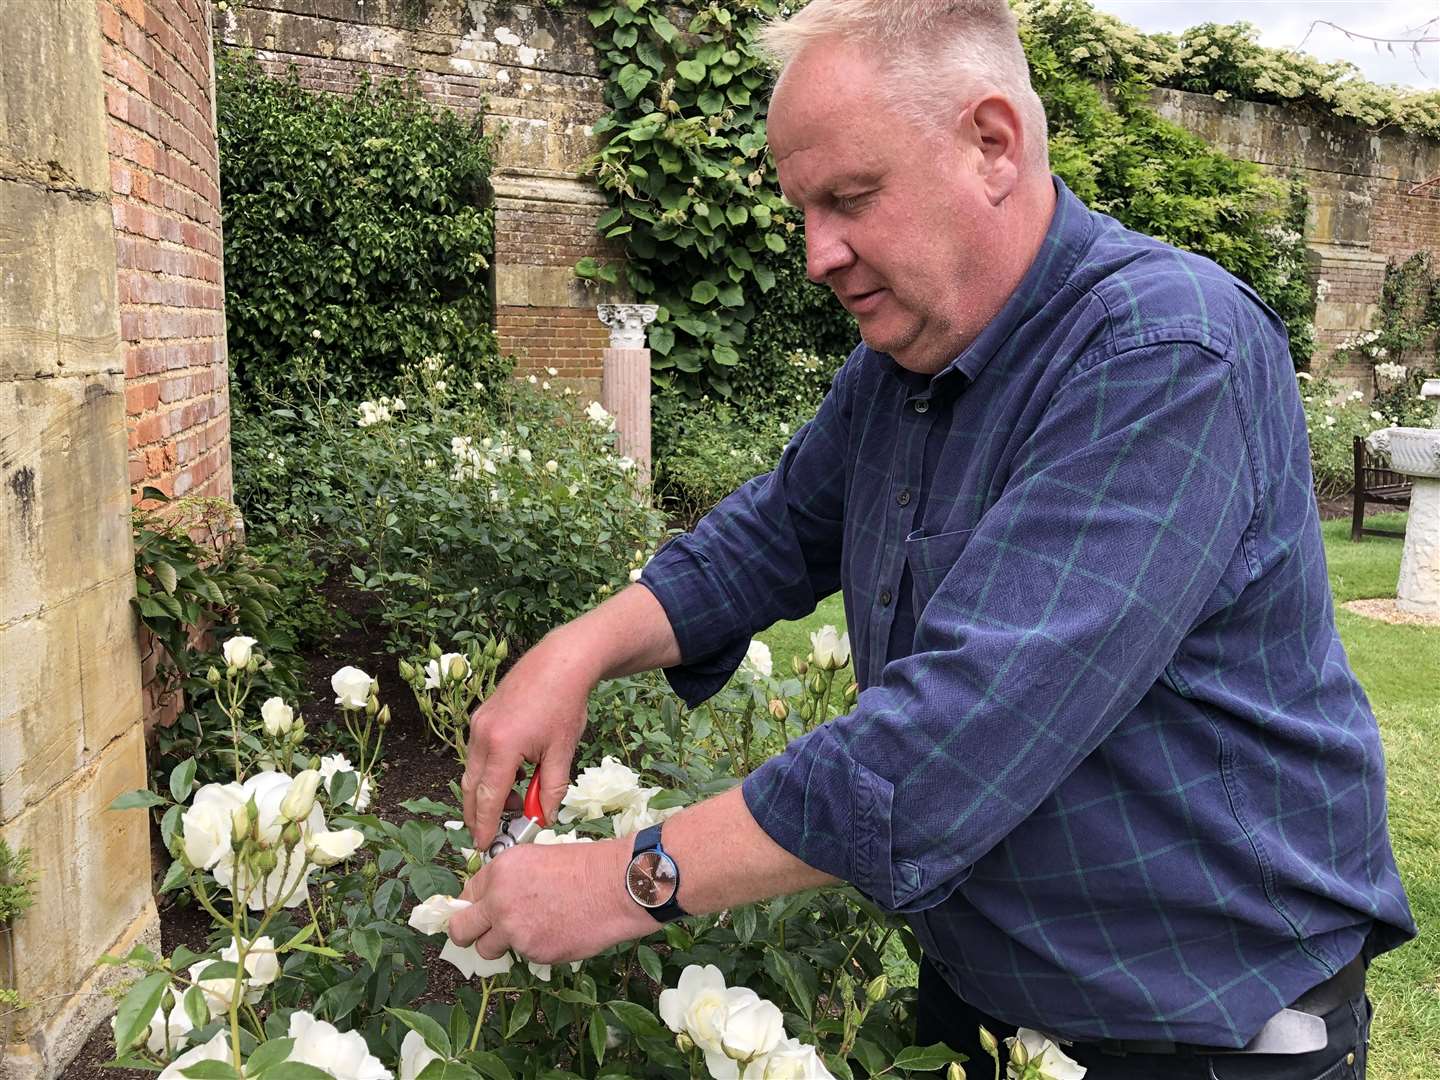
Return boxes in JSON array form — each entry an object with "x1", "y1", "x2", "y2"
[{"x1": 805, "y1": 213, "x2": 854, "y2": 285}]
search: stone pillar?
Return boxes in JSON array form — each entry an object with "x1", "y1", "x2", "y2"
[
  {"x1": 0, "y1": 2, "x2": 160, "y2": 1077},
  {"x1": 597, "y1": 305, "x2": 657, "y2": 485}
]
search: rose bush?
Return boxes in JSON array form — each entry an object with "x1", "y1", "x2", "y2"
[{"x1": 102, "y1": 624, "x2": 982, "y2": 1079}]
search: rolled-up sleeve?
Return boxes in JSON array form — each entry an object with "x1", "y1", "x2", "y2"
[
  {"x1": 742, "y1": 340, "x2": 1260, "y2": 911},
  {"x1": 640, "y1": 350, "x2": 858, "y2": 706}
]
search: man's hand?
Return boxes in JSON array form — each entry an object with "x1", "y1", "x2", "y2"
[
  {"x1": 462, "y1": 637, "x2": 593, "y2": 845},
  {"x1": 461, "y1": 585, "x2": 685, "y2": 845},
  {"x1": 447, "y1": 838, "x2": 652, "y2": 965}
]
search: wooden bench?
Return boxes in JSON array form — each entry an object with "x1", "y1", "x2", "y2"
[{"x1": 1351, "y1": 435, "x2": 1411, "y2": 541}]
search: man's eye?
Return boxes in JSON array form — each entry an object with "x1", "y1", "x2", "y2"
[{"x1": 835, "y1": 194, "x2": 868, "y2": 213}]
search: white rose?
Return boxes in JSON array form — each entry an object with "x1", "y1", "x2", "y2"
[
  {"x1": 629, "y1": 567, "x2": 643, "y2": 583},
  {"x1": 220, "y1": 935, "x2": 280, "y2": 992},
  {"x1": 557, "y1": 756, "x2": 655, "y2": 823},
  {"x1": 280, "y1": 769, "x2": 323, "y2": 822},
  {"x1": 585, "y1": 401, "x2": 614, "y2": 427},
  {"x1": 747, "y1": 1037, "x2": 836, "y2": 1079},
  {"x1": 612, "y1": 799, "x2": 681, "y2": 838},
  {"x1": 288, "y1": 1010, "x2": 393, "y2": 1080},
  {"x1": 1006, "y1": 1028, "x2": 1087, "y2": 1080},
  {"x1": 408, "y1": 894, "x2": 472, "y2": 935},
  {"x1": 399, "y1": 1029, "x2": 442, "y2": 1080},
  {"x1": 659, "y1": 963, "x2": 732, "y2": 1053},
  {"x1": 423, "y1": 653, "x2": 470, "y2": 690},
  {"x1": 307, "y1": 827, "x2": 365, "y2": 867},
  {"x1": 741, "y1": 639, "x2": 772, "y2": 679},
  {"x1": 720, "y1": 992, "x2": 784, "y2": 1062},
  {"x1": 808, "y1": 625, "x2": 851, "y2": 670},
  {"x1": 332, "y1": 665, "x2": 374, "y2": 709},
  {"x1": 439, "y1": 938, "x2": 514, "y2": 979},
  {"x1": 188, "y1": 959, "x2": 243, "y2": 1018},
  {"x1": 320, "y1": 753, "x2": 372, "y2": 811},
  {"x1": 534, "y1": 828, "x2": 595, "y2": 845},
  {"x1": 143, "y1": 1002, "x2": 194, "y2": 1055},
  {"x1": 157, "y1": 1031, "x2": 230, "y2": 1080},
  {"x1": 181, "y1": 782, "x2": 246, "y2": 870},
  {"x1": 261, "y1": 697, "x2": 294, "y2": 736},
  {"x1": 544, "y1": 459, "x2": 558, "y2": 474},
  {"x1": 222, "y1": 635, "x2": 257, "y2": 668}
]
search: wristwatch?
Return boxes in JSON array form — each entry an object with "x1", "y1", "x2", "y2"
[{"x1": 625, "y1": 823, "x2": 689, "y2": 923}]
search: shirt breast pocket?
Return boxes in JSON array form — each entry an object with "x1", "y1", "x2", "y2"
[{"x1": 904, "y1": 527, "x2": 975, "y2": 615}]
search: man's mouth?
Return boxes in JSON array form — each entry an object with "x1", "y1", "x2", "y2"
[{"x1": 843, "y1": 288, "x2": 886, "y2": 315}]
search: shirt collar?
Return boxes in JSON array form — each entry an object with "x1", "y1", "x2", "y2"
[{"x1": 879, "y1": 175, "x2": 1096, "y2": 395}]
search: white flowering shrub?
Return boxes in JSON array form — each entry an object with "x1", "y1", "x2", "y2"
[
  {"x1": 102, "y1": 629, "x2": 971, "y2": 1080},
  {"x1": 1298, "y1": 375, "x2": 1397, "y2": 498},
  {"x1": 237, "y1": 365, "x2": 665, "y2": 651}
]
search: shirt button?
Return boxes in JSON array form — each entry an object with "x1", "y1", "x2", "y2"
[
  {"x1": 896, "y1": 489, "x2": 911, "y2": 506},
  {"x1": 913, "y1": 399, "x2": 930, "y2": 414},
  {"x1": 879, "y1": 590, "x2": 892, "y2": 607}
]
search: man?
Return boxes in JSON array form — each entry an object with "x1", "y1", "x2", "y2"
[{"x1": 448, "y1": 1, "x2": 1415, "y2": 1075}]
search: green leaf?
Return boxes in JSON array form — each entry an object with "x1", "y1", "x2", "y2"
[
  {"x1": 406, "y1": 863, "x2": 460, "y2": 902},
  {"x1": 388, "y1": 1007, "x2": 453, "y2": 1058},
  {"x1": 281, "y1": 923, "x2": 317, "y2": 951},
  {"x1": 596, "y1": 208, "x2": 623, "y2": 231},
  {"x1": 159, "y1": 859, "x2": 189, "y2": 894},
  {"x1": 575, "y1": 256, "x2": 601, "y2": 280},
  {"x1": 589, "y1": 7, "x2": 613, "y2": 27},
  {"x1": 649, "y1": 12, "x2": 677, "y2": 41},
  {"x1": 892, "y1": 1044, "x2": 965, "y2": 1071},
  {"x1": 616, "y1": 64, "x2": 652, "y2": 103},
  {"x1": 675, "y1": 59, "x2": 707, "y2": 83},
  {"x1": 612, "y1": 25, "x2": 638, "y2": 49},
  {"x1": 725, "y1": 205, "x2": 749, "y2": 227},
  {"x1": 764, "y1": 948, "x2": 817, "y2": 1022},
  {"x1": 588, "y1": 1009, "x2": 606, "y2": 1068},
  {"x1": 292, "y1": 942, "x2": 344, "y2": 958},
  {"x1": 112, "y1": 971, "x2": 170, "y2": 1057},
  {"x1": 636, "y1": 945, "x2": 663, "y2": 984},
  {"x1": 160, "y1": 802, "x2": 184, "y2": 854},
  {"x1": 245, "y1": 1037, "x2": 296, "y2": 1077},
  {"x1": 182, "y1": 985, "x2": 209, "y2": 1032},
  {"x1": 463, "y1": 1051, "x2": 512, "y2": 1080},
  {"x1": 697, "y1": 90, "x2": 725, "y2": 115},
  {"x1": 713, "y1": 345, "x2": 740, "y2": 366},
  {"x1": 690, "y1": 281, "x2": 719, "y2": 305},
  {"x1": 181, "y1": 1062, "x2": 241, "y2": 1079},
  {"x1": 109, "y1": 789, "x2": 167, "y2": 811},
  {"x1": 648, "y1": 324, "x2": 675, "y2": 356},
  {"x1": 168, "y1": 758, "x2": 197, "y2": 804},
  {"x1": 399, "y1": 798, "x2": 459, "y2": 817},
  {"x1": 605, "y1": 1000, "x2": 665, "y2": 1039},
  {"x1": 765, "y1": 232, "x2": 788, "y2": 254},
  {"x1": 505, "y1": 991, "x2": 533, "y2": 1039},
  {"x1": 253, "y1": 1066, "x2": 336, "y2": 1080},
  {"x1": 753, "y1": 265, "x2": 776, "y2": 293},
  {"x1": 153, "y1": 559, "x2": 179, "y2": 594},
  {"x1": 351, "y1": 927, "x2": 383, "y2": 971}
]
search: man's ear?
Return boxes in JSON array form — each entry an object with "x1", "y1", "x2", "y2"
[{"x1": 961, "y1": 93, "x2": 1023, "y2": 205}]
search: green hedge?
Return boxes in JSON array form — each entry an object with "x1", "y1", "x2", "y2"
[{"x1": 217, "y1": 56, "x2": 505, "y2": 405}]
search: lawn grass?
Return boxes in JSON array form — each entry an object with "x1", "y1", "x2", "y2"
[{"x1": 755, "y1": 513, "x2": 1439, "y2": 1076}]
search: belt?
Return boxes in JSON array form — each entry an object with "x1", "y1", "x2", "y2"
[{"x1": 1089, "y1": 956, "x2": 1365, "y2": 1057}]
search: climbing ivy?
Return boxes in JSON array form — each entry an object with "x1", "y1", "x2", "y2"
[
  {"x1": 580, "y1": 0, "x2": 795, "y2": 396},
  {"x1": 582, "y1": 0, "x2": 1323, "y2": 399}
]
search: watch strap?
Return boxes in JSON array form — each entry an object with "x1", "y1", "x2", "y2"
[{"x1": 630, "y1": 823, "x2": 689, "y2": 923}]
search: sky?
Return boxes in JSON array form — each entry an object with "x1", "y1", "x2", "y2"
[{"x1": 1089, "y1": 1, "x2": 1439, "y2": 90}]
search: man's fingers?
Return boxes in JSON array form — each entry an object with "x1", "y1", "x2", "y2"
[
  {"x1": 537, "y1": 741, "x2": 576, "y2": 826},
  {"x1": 447, "y1": 899, "x2": 488, "y2": 948},
  {"x1": 472, "y1": 927, "x2": 511, "y2": 962},
  {"x1": 472, "y1": 753, "x2": 523, "y2": 845}
]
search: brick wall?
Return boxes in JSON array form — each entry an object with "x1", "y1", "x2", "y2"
[{"x1": 102, "y1": 0, "x2": 231, "y2": 501}]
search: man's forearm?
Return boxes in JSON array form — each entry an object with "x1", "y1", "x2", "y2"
[{"x1": 543, "y1": 583, "x2": 682, "y2": 685}]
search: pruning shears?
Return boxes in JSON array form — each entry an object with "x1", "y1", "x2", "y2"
[{"x1": 485, "y1": 768, "x2": 546, "y2": 860}]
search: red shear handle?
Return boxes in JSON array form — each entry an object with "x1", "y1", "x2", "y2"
[{"x1": 522, "y1": 768, "x2": 546, "y2": 826}]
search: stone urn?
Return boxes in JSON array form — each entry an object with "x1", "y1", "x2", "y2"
[{"x1": 1391, "y1": 378, "x2": 1440, "y2": 617}]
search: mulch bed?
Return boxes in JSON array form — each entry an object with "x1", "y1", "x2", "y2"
[{"x1": 63, "y1": 577, "x2": 476, "y2": 1079}]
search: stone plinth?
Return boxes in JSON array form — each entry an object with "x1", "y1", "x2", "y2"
[
  {"x1": 1390, "y1": 424, "x2": 1440, "y2": 617},
  {"x1": 597, "y1": 306, "x2": 657, "y2": 485},
  {"x1": 1, "y1": 1, "x2": 159, "y2": 1076}
]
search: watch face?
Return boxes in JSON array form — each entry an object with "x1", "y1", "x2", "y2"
[{"x1": 626, "y1": 850, "x2": 679, "y2": 908}]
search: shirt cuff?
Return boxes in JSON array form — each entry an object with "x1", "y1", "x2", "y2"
[{"x1": 741, "y1": 725, "x2": 969, "y2": 913}]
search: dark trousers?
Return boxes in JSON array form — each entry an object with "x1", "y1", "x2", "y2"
[{"x1": 915, "y1": 958, "x2": 1371, "y2": 1079}]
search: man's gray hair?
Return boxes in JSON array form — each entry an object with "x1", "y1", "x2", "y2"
[{"x1": 760, "y1": 0, "x2": 1049, "y2": 170}]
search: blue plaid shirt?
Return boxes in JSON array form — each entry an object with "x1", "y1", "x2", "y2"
[{"x1": 641, "y1": 177, "x2": 1414, "y2": 1047}]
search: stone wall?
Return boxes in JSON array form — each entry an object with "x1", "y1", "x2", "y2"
[
  {"x1": 103, "y1": 0, "x2": 232, "y2": 500},
  {"x1": 215, "y1": 0, "x2": 625, "y2": 395},
  {"x1": 0, "y1": 2, "x2": 160, "y2": 1077},
  {"x1": 1151, "y1": 88, "x2": 1440, "y2": 380}
]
